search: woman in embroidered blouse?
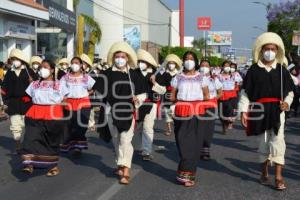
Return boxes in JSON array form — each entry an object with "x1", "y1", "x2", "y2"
[
  {"x1": 21, "y1": 59, "x2": 68, "y2": 176},
  {"x1": 170, "y1": 51, "x2": 210, "y2": 187},
  {"x1": 60, "y1": 57, "x2": 96, "y2": 156}
]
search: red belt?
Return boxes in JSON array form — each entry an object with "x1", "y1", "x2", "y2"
[
  {"x1": 256, "y1": 98, "x2": 281, "y2": 103},
  {"x1": 26, "y1": 104, "x2": 64, "y2": 120},
  {"x1": 220, "y1": 90, "x2": 237, "y2": 101},
  {"x1": 65, "y1": 97, "x2": 91, "y2": 111},
  {"x1": 175, "y1": 101, "x2": 206, "y2": 117}
]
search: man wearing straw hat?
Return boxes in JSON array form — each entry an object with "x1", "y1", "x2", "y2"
[
  {"x1": 30, "y1": 56, "x2": 42, "y2": 80},
  {"x1": 157, "y1": 54, "x2": 182, "y2": 136},
  {"x1": 238, "y1": 32, "x2": 295, "y2": 190},
  {"x1": 1, "y1": 49, "x2": 34, "y2": 153},
  {"x1": 135, "y1": 49, "x2": 167, "y2": 161},
  {"x1": 95, "y1": 41, "x2": 147, "y2": 185},
  {"x1": 56, "y1": 58, "x2": 69, "y2": 80}
]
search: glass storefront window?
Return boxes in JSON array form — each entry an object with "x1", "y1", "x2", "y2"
[{"x1": 37, "y1": 32, "x2": 67, "y2": 60}]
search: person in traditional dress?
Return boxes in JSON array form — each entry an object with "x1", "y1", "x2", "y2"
[
  {"x1": 56, "y1": 58, "x2": 69, "y2": 80},
  {"x1": 1, "y1": 49, "x2": 34, "y2": 153},
  {"x1": 95, "y1": 42, "x2": 147, "y2": 185},
  {"x1": 30, "y1": 56, "x2": 43, "y2": 80},
  {"x1": 199, "y1": 60, "x2": 223, "y2": 160},
  {"x1": 21, "y1": 59, "x2": 68, "y2": 176},
  {"x1": 171, "y1": 51, "x2": 210, "y2": 187},
  {"x1": 238, "y1": 32, "x2": 294, "y2": 191},
  {"x1": 135, "y1": 49, "x2": 167, "y2": 161},
  {"x1": 218, "y1": 60, "x2": 239, "y2": 133},
  {"x1": 60, "y1": 56, "x2": 95, "y2": 155},
  {"x1": 80, "y1": 53, "x2": 98, "y2": 132},
  {"x1": 157, "y1": 54, "x2": 182, "y2": 136}
]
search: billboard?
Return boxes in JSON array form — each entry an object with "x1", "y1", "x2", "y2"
[
  {"x1": 207, "y1": 31, "x2": 232, "y2": 46},
  {"x1": 123, "y1": 25, "x2": 141, "y2": 51},
  {"x1": 292, "y1": 31, "x2": 300, "y2": 46},
  {"x1": 197, "y1": 17, "x2": 211, "y2": 30}
]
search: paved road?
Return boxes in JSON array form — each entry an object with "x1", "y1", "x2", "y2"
[{"x1": 0, "y1": 117, "x2": 299, "y2": 200}]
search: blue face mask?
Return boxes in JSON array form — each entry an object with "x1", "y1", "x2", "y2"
[{"x1": 115, "y1": 58, "x2": 127, "y2": 68}]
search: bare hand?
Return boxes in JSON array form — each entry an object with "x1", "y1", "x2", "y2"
[
  {"x1": 132, "y1": 96, "x2": 139, "y2": 106},
  {"x1": 241, "y1": 112, "x2": 248, "y2": 128},
  {"x1": 280, "y1": 101, "x2": 289, "y2": 111},
  {"x1": 150, "y1": 75, "x2": 156, "y2": 85}
]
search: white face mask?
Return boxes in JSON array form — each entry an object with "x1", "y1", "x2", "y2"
[
  {"x1": 230, "y1": 68, "x2": 236, "y2": 73},
  {"x1": 200, "y1": 67, "x2": 210, "y2": 74},
  {"x1": 71, "y1": 64, "x2": 81, "y2": 72},
  {"x1": 184, "y1": 60, "x2": 195, "y2": 71},
  {"x1": 224, "y1": 66, "x2": 231, "y2": 73},
  {"x1": 139, "y1": 62, "x2": 147, "y2": 71},
  {"x1": 115, "y1": 58, "x2": 127, "y2": 68},
  {"x1": 13, "y1": 60, "x2": 22, "y2": 69},
  {"x1": 32, "y1": 64, "x2": 39, "y2": 70},
  {"x1": 263, "y1": 50, "x2": 276, "y2": 62},
  {"x1": 168, "y1": 63, "x2": 176, "y2": 71},
  {"x1": 39, "y1": 68, "x2": 51, "y2": 79}
]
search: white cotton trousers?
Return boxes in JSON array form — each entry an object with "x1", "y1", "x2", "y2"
[
  {"x1": 164, "y1": 105, "x2": 175, "y2": 123},
  {"x1": 108, "y1": 114, "x2": 135, "y2": 168},
  {"x1": 9, "y1": 114, "x2": 25, "y2": 141},
  {"x1": 257, "y1": 111, "x2": 286, "y2": 165}
]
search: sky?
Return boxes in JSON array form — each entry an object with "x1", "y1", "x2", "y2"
[{"x1": 161, "y1": 0, "x2": 284, "y2": 56}]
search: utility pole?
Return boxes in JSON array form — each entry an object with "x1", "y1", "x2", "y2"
[{"x1": 179, "y1": 0, "x2": 184, "y2": 47}]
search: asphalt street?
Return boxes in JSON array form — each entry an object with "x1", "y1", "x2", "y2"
[{"x1": 0, "y1": 117, "x2": 299, "y2": 200}]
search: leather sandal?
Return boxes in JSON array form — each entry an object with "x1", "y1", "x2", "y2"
[
  {"x1": 184, "y1": 180, "x2": 195, "y2": 187},
  {"x1": 46, "y1": 166, "x2": 60, "y2": 177},
  {"x1": 119, "y1": 175, "x2": 130, "y2": 185},
  {"x1": 275, "y1": 179, "x2": 287, "y2": 191},
  {"x1": 22, "y1": 165, "x2": 34, "y2": 174}
]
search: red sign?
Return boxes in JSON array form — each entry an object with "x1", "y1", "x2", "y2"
[{"x1": 197, "y1": 17, "x2": 211, "y2": 30}]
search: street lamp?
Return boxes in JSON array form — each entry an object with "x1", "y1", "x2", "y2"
[
  {"x1": 252, "y1": 1, "x2": 268, "y2": 7},
  {"x1": 252, "y1": 1, "x2": 270, "y2": 12}
]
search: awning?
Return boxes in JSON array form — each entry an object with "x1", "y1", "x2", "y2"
[{"x1": 0, "y1": 0, "x2": 49, "y2": 21}]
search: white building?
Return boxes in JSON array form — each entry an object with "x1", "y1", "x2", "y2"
[
  {"x1": 78, "y1": 0, "x2": 179, "y2": 63},
  {"x1": 0, "y1": 0, "x2": 48, "y2": 62}
]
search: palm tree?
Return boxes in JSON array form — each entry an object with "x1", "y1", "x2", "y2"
[
  {"x1": 81, "y1": 14, "x2": 102, "y2": 61},
  {"x1": 192, "y1": 38, "x2": 206, "y2": 52},
  {"x1": 74, "y1": 0, "x2": 102, "y2": 61}
]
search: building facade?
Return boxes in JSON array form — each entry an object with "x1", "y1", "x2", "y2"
[{"x1": 0, "y1": 0, "x2": 48, "y2": 62}]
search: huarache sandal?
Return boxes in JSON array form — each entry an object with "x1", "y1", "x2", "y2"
[
  {"x1": 46, "y1": 166, "x2": 60, "y2": 177},
  {"x1": 184, "y1": 180, "x2": 195, "y2": 187},
  {"x1": 114, "y1": 167, "x2": 124, "y2": 176},
  {"x1": 275, "y1": 179, "x2": 287, "y2": 191},
  {"x1": 119, "y1": 175, "x2": 130, "y2": 185},
  {"x1": 22, "y1": 165, "x2": 34, "y2": 174}
]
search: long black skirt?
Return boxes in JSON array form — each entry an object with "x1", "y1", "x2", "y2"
[
  {"x1": 174, "y1": 116, "x2": 205, "y2": 182},
  {"x1": 21, "y1": 118, "x2": 64, "y2": 168},
  {"x1": 202, "y1": 108, "x2": 217, "y2": 150},
  {"x1": 219, "y1": 98, "x2": 236, "y2": 121},
  {"x1": 61, "y1": 108, "x2": 91, "y2": 153}
]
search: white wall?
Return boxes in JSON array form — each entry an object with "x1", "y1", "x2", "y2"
[
  {"x1": 78, "y1": 0, "x2": 124, "y2": 60},
  {"x1": 171, "y1": 10, "x2": 180, "y2": 47},
  {"x1": 123, "y1": 0, "x2": 170, "y2": 46}
]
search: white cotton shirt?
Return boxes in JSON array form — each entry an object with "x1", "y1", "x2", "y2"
[
  {"x1": 218, "y1": 74, "x2": 236, "y2": 91},
  {"x1": 26, "y1": 80, "x2": 69, "y2": 105},
  {"x1": 61, "y1": 73, "x2": 96, "y2": 99},
  {"x1": 207, "y1": 76, "x2": 223, "y2": 99},
  {"x1": 232, "y1": 71, "x2": 243, "y2": 84},
  {"x1": 171, "y1": 72, "x2": 209, "y2": 101}
]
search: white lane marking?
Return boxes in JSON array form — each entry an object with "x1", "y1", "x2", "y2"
[{"x1": 97, "y1": 169, "x2": 140, "y2": 200}]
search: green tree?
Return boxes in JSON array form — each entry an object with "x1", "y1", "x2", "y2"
[{"x1": 160, "y1": 46, "x2": 202, "y2": 61}]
